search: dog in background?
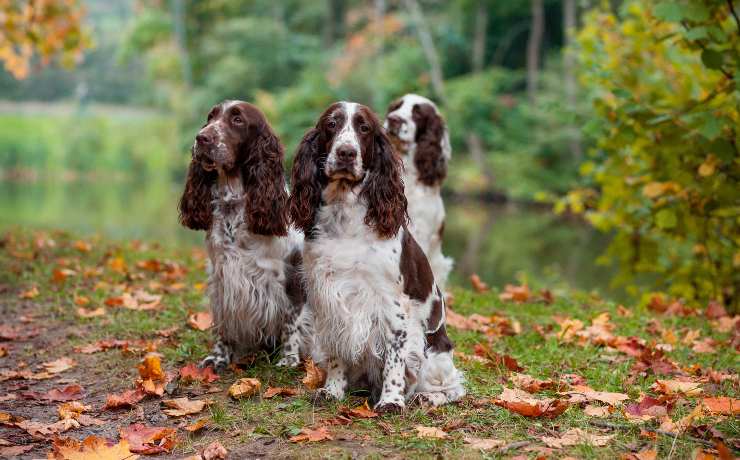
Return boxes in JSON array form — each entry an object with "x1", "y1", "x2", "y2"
[
  {"x1": 384, "y1": 94, "x2": 453, "y2": 289},
  {"x1": 290, "y1": 101, "x2": 465, "y2": 412},
  {"x1": 179, "y1": 100, "x2": 311, "y2": 370}
]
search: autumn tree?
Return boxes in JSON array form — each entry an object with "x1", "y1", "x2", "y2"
[{"x1": 0, "y1": 0, "x2": 89, "y2": 79}]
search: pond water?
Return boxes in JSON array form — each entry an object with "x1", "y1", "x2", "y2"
[{"x1": 0, "y1": 180, "x2": 620, "y2": 299}]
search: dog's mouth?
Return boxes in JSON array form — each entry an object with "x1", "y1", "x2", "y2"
[{"x1": 201, "y1": 159, "x2": 218, "y2": 171}]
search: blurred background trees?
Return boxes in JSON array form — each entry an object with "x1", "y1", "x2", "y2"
[{"x1": 0, "y1": 0, "x2": 737, "y2": 310}]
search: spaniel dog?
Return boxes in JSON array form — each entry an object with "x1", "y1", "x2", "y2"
[
  {"x1": 289, "y1": 101, "x2": 465, "y2": 412},
  {"x1": 384, "y1": 94, "x2": 453, "y2": 288},
  {"x1": 179, "y1": 100, "x2": 311, "y2": 370}
]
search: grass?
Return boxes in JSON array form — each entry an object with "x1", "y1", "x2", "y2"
[{"x1": 0, "y1": 226, "x2": 737, "y2": 459}]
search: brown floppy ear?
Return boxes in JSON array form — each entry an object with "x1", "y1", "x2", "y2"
[
  {"x1": 413, "y1": 103, "x2": 448, "y2": 186},
  {"x1": 178, "y1": 156, "x2": 216, "y2": 230},
  {"x1": 361, "y1": 128, "x2": 408, "y2": 239},
  {"x1": 242, "y1": 124, "x2": 288, "y2": 236},
  {"x1": 289, "y1": 128, "x2": 323, "y2": 237}
]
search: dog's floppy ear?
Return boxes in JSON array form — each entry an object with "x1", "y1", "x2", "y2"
[
  {"x1": 413, "y1": 103, "x2": 448, "y2": 186},
  {"x1": 289, "y1": 128, "x2": 323, "y2": 237},
  {"x1": 361, "y1": 128, "x2": 408, "y2": 239},
  {"x1": 178, "y1": 155, "x2": 216, "y2": 230},
  {"x1": 242, "y1": 123, "x2": 289, "y2": 236}
]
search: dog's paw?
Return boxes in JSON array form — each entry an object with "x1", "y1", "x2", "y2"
[
  {"x1": 411, "y1": 392, "x2": 447, "y2": 408},
  {"x1": 374, "y1": 401, "x2": 405, "y2": 414},
  {"x1": 313, "y1": 388, "x2": 342, "y2": 404},
  {"x1": 276, "y1": 354, "x2": 300, "y2": 368},
  {"x1": 200, "y1": 355, "x2": 228, "y2": 373}
]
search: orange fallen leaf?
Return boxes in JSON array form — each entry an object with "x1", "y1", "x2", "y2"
[
  {"x1": 339, "y1": 400, "x2": 378, "y2": 418},
  {"x1": 18, "y1": 286, "x2": 39, "y2": 299},
  {"x1": 179, "y1": 363, "x2": 219, "y2": 384},
  {"x1": 228, "y1": 378, "x2": 261, "y2": 399},
  {"x1": 702, "y1": 397, "x2": 740, "y2": 415},
  {"x1": 51, "y1": 435, "x2": 137, "y2": 460},
  {"x1": 623, "y1": 448, "x2": 658, "y2": 460},
  {"x1": 52, "y1": 268, "x2": 77, "y2": 283},
  {"x1": 469, "y1": 274, "x2": 489, "y2": 293},
  {"x1": 561, "y1": 386, "x2": 629, "y2": 406},
  {"x1": 263, "y1": 387, "x2": 302, "y2": 399},
  {"x1": 43, "y1": 357, "x2": 76, "y2": 374},
  {"x1": 76, "y1": 307, "x2": 106, "y2": 318},
  {"x1": 510, "y1": 372, "x2": 556, "y2": 393},
  {"x1": 103, "y1": 389, "x2": 146, "y2": 410},
  {"x1": 289, "y1": 426, "x2": 333, "y2": 443},
  {"x1": 107, "y1": 257, "x2": 128, "y2": 274},
  {"x1": 0, "y1": 445, "x2": 34, "y2": 457},
  {"x1": 201, "y1": 441, "x2": 228, "y2": 460},
  {"x1": 414, "y1": 425, "x2": 449, "y2": 439},
  {"x1": 187, "y1": 312, "x2": 213, "y2": 331},
  {"x1": 651, "y1": 379, "x2": 703, "y2": 397},
  {"x1": 584, "y1": 404, "x2": 612, "y2": 417},
  {"x1": 58, "y1": 401, "x2": 91, "y2": 420},
  {"x1": 493, "y1": 388, "x2": 568, "y2": 418},
  {"x1": 162, "y1": 397, "x2": 209, "y2": 417},
  {"x1": 541, "y1": 428, "x2": 613, "y2": 448},
  {"x1": 184, "y1": 418, "x2": 210, "y2": 433},
  {"x1": 72, "y1": 240, "x2": 92, "y2": 252},
  {"x1": 138, "y1": 352, "x2": 165, "y2": 381},
  {"x1": 120, "y1": 424, "x2": 177, "y2": 455},
  {"x1": 705, "y1": 300, "x2": 728, "y2": 319},
  {"x1": 20, "y1": 384, "x2": 84, "y2": 402},
  {"x1": 499, "y1": 284, "x2": 531, "y2": 303},
  {"x1": 302, "y1": 359, "x2": 326, "y2": 390}
]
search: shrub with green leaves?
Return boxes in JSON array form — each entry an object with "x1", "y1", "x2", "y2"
[{"x1": 569, "y1": 1, "x2": 740, "y2": 310}]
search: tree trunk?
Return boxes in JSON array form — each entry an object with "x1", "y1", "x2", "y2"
[
  {"x1": 563, "y1": 0, "x2": 582, "y2": 160},
  {"x1": 526, "y1": 0, "x2": 544, "y2": 105},
  {"x1": 401, "y1": 0, "x2": 446, "y2": 103},
  {"x1": 472, "y1": 0, "x2": 488, "y2": 72}
]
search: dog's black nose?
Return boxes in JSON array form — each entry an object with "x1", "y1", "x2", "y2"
[
  {"x1": 196, "y1": 133, "x2": 212, "y2": 146},
  {"x1": 337, "y1": 146, "x2": 357, "y2": 162}
]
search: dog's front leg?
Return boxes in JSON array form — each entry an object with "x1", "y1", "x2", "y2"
[
  {"x1": 374, "y1": 328, "x2": 408, "y2": 413},
  {"x1": 316, "y1": 356, "x2": 348, "y2": 401},
  {"x1": 276, "y1": 308, "x2": 307, "y2": 368},
  {"x1": 200, "y1": 339, "x2": 234, "y2": 372}
]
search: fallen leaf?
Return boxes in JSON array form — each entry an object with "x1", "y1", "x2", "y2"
[
  {"x1": 162, "y1": 397, "x2": 209, "y2": 417},
  {"x1": 76, "y1": 307, "x2": 106, "y2": 318},
  {"x1": 463, "y1": 436, "x2": 505, "y2": 450},
  {"x1": 18, "y1": 286, "x2": 39, "y2": 299},
  {"x1": 692, "y1": 338, "x2": 718, "y2": 354},
  {"x1": 474, "y1": 343, "x2": 523, "y2": 371},
  {"x1": 289, "y1": 426, "x2": 333, "y2": 443},
  {"x1": 469, "y1": 274, "x2": 489, "y2": 292},
  {"x1": 228, "y1": 378, "x2": 261, "y2": 399},
  {"x1": 584, "y1": 405, "x2": 612, "y2": 417},
  {"x1": 445, "y1": 308, "x2": 489, "y2": 332},
  {"x1": 184, "y1": 418, "x2": 210, "y2": 433},
  {"x1": 651, "y1": 379, "x2": 703, "y2": 397},
  {"x1": 14, "y1": 418, "x2": 80, "y2": 439},
  {"x1": 107, "y1": 257, "x2": 128, "y2": 274},
  {"x1": 713, "y1": 316, "x2": 739, "y2": 333},
  {"x1": 187, "y1": 312, "x2": 213, "y2": 331},
  {"x1": 702, "y1": 397, "x2": 740, "y2": 415},
  {"x1": 72, "y1": 240, "x2": 92, "y2": 252},
  {"x1": 120, "y1": 424, "x2": 177, "y2": 455},
  {"x1": 541, "y1": 428, "x2": 614, "y2": 448},
  {"x1": 0, "y1": 324, "x2": 41, "y2": 341},
  {"x1": 499, "y1": 284, "x2": 531, "y2": 303},
  {"x1": 156, "y1": 326, "x2": 179, "y2": 338},
  {"x1": 43, "y1": 357, "x2": 76, "y2": 374},
  {"x1": 494, "y1": 388, "x2": 568, "y2": 418},
  {"x1": 339, "y1": 400, "x2": 378, "y2": 418},
  {"x1": 705, "y1": 300, "x2": 728, "y2": 319},
  {"x1": 58, "y1": 401, "x2": 91, "y2": 420},
  {"x1": 510, "y1": 373, "x2": 557, "y2": 393},
  {"x1": 302, "y1": 359, "x2": 326, "y2": 390},
  {"x1": 263, "y1": 387, "x2": 301, "y2": 399},
  {"x1": 179, "y1": 364, "x2": 219, "y2": 384},
  {"x1": 52, "y1": 268, "x2": 77, "y2": 283},
  {"x1": 414, "y1": 425, "x2": 449, "y2": 439},
  {"x1": 103, "y1": 389, "x2": 146, "y2": 410},
  {"x1": 202, "y1": 441, "x2": 228, "y2": 460},
  {"x1": 554, "y1": 317, "x2": 585, "y2": 343},
  {"x1": 20, "y1": 384, "x2": 83, "y2": 402},
  {"x1": 562, "y1": 386, "x2": 629, "y2": 406},
  {"x1": 0, "y1": 445, "x2": 34, "y2": 457},
  {"x1": 138, "y1": 352, "x2": 166, "y2": 396},
  {"x1": 624, "y1": 396, "x2": 669, "y2": 421},
  {"x1": 0, "y1": 345, "x2": 6, "y2": 357},
  {"x1": 623, "y1": 448, "x2": 658, "y2": 460},
  {"x1": 617, "y1": 305, "x2": 633, "y2": 317}
]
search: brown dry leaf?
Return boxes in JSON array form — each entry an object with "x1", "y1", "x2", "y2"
[
  {"x1": 499, "y1": 284, "x2": 531, "y2": 303},
  {"x1": 0, "y1": 369, "x2": 53, "y2": 382},
  {"x1": 414, "y1": 425, "x2": 449, "y2": 439},
  {"x1": 510, "y1": 372, "x2": 556, "y2": 393},
  {"x1": 18, "y1": 286, "x2": 39, "y2": 299},
  {"x1": 137, "y1": 352, "x2": 166, "y2": 396},
  {"x1": 43, "y1": 357, "x2": 76, "y2": 374},
  {"x1": 179, "y1": 363, "x2": 219, "y2": 384},
  {"x1": 103, "y1": 389, "x2": 146, "y2": 410},
  {"x1": 120, "y1": 423, "x2": 177, "y2": 455},
  {"x1": 623, "y1": 448, "x2": 658, "y2": 460},
  {"x1": 184, "y1": 418, "x2": 210, "y2": 433},
  {"x1": 464, "y1": 436, "x2": 505, "y2": 450},
  {"x1": 107, "y1": 257, "x2": 128, "y2": 274},
  {"x1": 76, "y1": 307, "x2": 106, "y2": 318},
  {"x1": 624, "y1": 396, "x2": 669, "y2": 421},
  {"x1": 51, "y1": 436, "x2": 138, "y2": 460},
  {"x1": 541, "y1": 428, "x2": 614, "y2": 448},
  {"x1": 263, "y1": 387, "x2": 301, "y2": 399},
  {"x1": 201, "y1": 441, "x2": 228, "y2": 460},
  {"x1": 474, "y1": 343, "x2": 523, "y2": 371},
  {"x1": 156, "y1": 326, "x2": 179, "y2": 338},
  {"x1": 20, "y1": 384, "x2": 83, "y2": 402},
  {"x1": 702, "y1": 397, "x2": 740, "y2": 415},
  {"x1": 14, "y1": 418, "x2": 80, "y2": 439},
  {"x1": 682, "y1": 329, "x2": 702, "y2": 345},
  {"x1": 0, "y1": 445, "x2": 35, "y2": 457},
  {"x1": 228, "y1": 378, "x2": 261, "y2": 399},
  {"x1": 562, "y1": 386, "x2": 630, "y2": 406},
  {"x1": 289, "y1": 426, "x2": 333, "y2": 443},
  {"x1": 0, "y1": 345, "x2": 7, "y2": 357},
  {"x1": 187, "y1": 312, "x2": 213, "y2": 331},
  {"x1": 302, "y1": 359, "x2": 326, "y2": 390},
  {"x1": 72, "y1": 240, "x2": 92, "y2": 252},
  {"x1": 162, "y1": 397, "x2": 209, "y2": 417},
  {"x1": 584, "y1": 405, "x2": 612, "y2": 417},
  {"x1": 713, "y1": 316, "x2": 739, "y2": 333},
  {"x1": 445, "y1": 308, "x2": 489, "y2": 332},
  {"x1": 52, "y1": 268, "x2": 77, "y2": 283},
  {"x1": 617, "y1": 305, "x2": 633, "y2": 317},
  {"x1": 705, "y1": 300, "x2": 728, "y2": 319},
  {"x1": 692, "y1": 338, "x2": 718, "y2": 354},
  {"x1": 554, "y1": 317, "x2": 585, "y2": 343},
  {"x1": 58, "y1": 401, "x2": 91, "y2": 420},
  {"x1": 469, "y1": 274, "x2": 489, "y2": 292},
  {"x1": 339, "y1": 400, "x2": 378, "y2": 418},
  {"x1": 73, "y1": 295, "x2": 90, "y2": 307},
  {"x1": 493, "y1": 388, "x2": 568, "y2": 418},
  {"x1": 651, "y1": 379, "x2": 703, "y2": 397}
]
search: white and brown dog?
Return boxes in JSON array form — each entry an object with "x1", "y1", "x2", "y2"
[
  {"x1": 385, "y1": 94, "x2": 453, "y2": 289},
  {"x1": 178, "y1": 100, "x2": 312, "y2": 370},
  {"x1": 289, "y1": 101, "x2": 465, "y2": 412}
]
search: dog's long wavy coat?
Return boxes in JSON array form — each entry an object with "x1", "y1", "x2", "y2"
[
  {"x1": 179, "y1": 100, "x2": 311, "y2": 370},
  {"x1": 289, "y1": 101, "x2": 465, "y2": 412}
]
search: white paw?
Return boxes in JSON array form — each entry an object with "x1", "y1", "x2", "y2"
[{"x1": 276, "y1": 355, "x2": 300, "y2": 368}]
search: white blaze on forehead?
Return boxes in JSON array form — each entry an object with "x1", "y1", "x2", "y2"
[
  {"x1": 388, "y1": 93, "x2": 439, "y2": 122},
  {"x1": 333, "y1": 101, "x2": 360, "y2": 152}
]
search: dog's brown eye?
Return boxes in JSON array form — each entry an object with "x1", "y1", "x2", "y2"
[
  {"x1": 233, "y1": 116, "x2": 243, "y2": 125},
  {"x1": 360, "y1": 124, "x2": 371, "y2": 134},
  {"x1": 327, "y1": 120, "x2": 336, "y2": 129}
]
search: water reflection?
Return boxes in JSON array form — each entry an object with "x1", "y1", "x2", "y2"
[{"x1": 0, "y1": 181, "x2": 617, "y2": 298}]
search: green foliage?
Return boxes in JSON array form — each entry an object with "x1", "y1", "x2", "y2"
[{"x1": 570, "y1": 1, "x2": 740, "y2": 310}]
